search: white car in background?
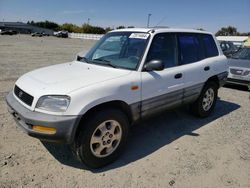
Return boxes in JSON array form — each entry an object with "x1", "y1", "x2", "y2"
[
  {"x1": 6, "y1": 28, "x2": 228, "y2": 168},
  {"x1": 227, "y1": 46, "x2": 250, "y2": 86}
]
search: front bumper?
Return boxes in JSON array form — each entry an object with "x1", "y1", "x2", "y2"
[
  {"x1": 6, "y1": 92, "x2": 81, "y2": 144},
  {"x1": 226, "y1": 75, "x2": 250, "y2": 86}
]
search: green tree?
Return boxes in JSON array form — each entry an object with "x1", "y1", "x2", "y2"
[
  {"x1": 116, "y1": 26, "x2": 125, "y2": 29},
  {"x1": 82, "y1": 24, "x2": 105, "y2": 34},
  {"x1": 27, "y1": 20, "x2": 60, "y2": 31},
  {"x1": 196, "y1": 28, "x2": 205, "y2": 31},
  {"x1": 60, "y1": 23, "x2": 82, "y2": 33},
  {"x1": 216, "y1": 26, "x2": 238, "y2": 36},
  {"x1": 105, "y1": 27, "x2": 113, "y2": 33}
]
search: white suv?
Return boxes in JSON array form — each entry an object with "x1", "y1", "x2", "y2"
[{"x1": 6, "y1": 28, "x2": 228, "y2": 168}]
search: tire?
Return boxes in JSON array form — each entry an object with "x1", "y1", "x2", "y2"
[
  {"x1": 191, "y1": 82, "x2": 218, "y2": 118},
  {"x1": 73, "y1": 108, "x2": 129, "y2": 168}
]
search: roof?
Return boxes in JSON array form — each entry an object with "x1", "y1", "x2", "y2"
[
  {"x1": 110, "y1": 27, "x2": 212, "y2": 35},
  {"x1": 216, "y1": 36, "x2": 248, "y2": 42}
]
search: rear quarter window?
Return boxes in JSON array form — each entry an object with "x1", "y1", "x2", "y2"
[{"x1": 201, "y1": 34, "x2": 219, "y2": 58}]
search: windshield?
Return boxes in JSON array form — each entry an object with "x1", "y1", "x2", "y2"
[
  {"x1": 231, "y1": 47, "x2": 250, "y2": 60},
  {"x1": 220, "y1": 41, "x2": 238, "y2": 51},
  {"x1": 81, "y1": 32, "x2": 150, "y2": 70}
]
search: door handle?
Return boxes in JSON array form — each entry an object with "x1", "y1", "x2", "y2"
[
  {"x1": 204, "y1": 66, "x2": 210, "y2": 71},
  {"x1": 174, "y1": 73, "x2": 182, "y2": 79}
]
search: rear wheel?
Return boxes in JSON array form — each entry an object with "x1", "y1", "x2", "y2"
[
  {"x1": 191, "y1": 82, "x2": 218, "y2": 117},
  {"x1": 73, "y1": 108, "x2": 129, "y2": 168}
]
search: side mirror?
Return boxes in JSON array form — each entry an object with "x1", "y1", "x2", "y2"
[
  {"x1": 75, "y1": 51, "x2": 86, "y2": 61},
  {"x1": 143, "y1": 59, "x2": 164, "y2": 71},
  {"x1": 76, "y1": 55, "x2": 82, "y2": 61}
]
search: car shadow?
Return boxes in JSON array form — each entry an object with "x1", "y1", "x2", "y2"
[{"x1": 41, "y1": 99, "x2": 240, "y2": 172}]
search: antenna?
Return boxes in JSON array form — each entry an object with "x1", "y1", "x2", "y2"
[
  {"x1": 147, "y1": 14, "x2": 152, "y2": 28},
  {"x1": 154, "y1": 16, "x2": 167, "y2": 27}
]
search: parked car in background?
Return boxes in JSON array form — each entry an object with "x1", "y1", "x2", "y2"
[
  {"x1": 31, "y1": 32, "x2": 43, "y2": 37},
  {"x1": 227, "y1": 47, "x2": 250, "y2": 86},
  {"x1": 0, "y1": 30, "x2": 17, "y2": 35},
  {"x1": 219, "y1": 41, "x2": 240, "y2": 57},
  {"x1": 42, "y1": 32, "x2": 49, "y2": 36},
  {"x1": 55, "y1": 31, "x2": 68, "y2": 38}
]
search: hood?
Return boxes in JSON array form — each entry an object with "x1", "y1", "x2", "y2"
[
  {"x1": 228, "y1": 58, "x2": 250, "y2": 69},
  {"x1": 16, "y1": 61, "x2": 132, "y2": 95}
]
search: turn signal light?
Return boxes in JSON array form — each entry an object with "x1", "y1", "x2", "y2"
[
  {"x1": 131, "y1": 85, "x2": 139, "y2": 90},
  {"x1": 32, "y1": 125, "x2": 56, "y2": 134}
]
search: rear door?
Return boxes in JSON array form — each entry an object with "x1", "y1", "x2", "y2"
[
  {"x1": 177, "y1": 33, "x2": 219, "y2": 104},
  {"x1": 140, "y1": 33, "x2": 185, "y2": 117}
]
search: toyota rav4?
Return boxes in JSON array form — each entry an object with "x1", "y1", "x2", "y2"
[{"x1": 6, "y1": 28, "x2": 228, "y2": 168}]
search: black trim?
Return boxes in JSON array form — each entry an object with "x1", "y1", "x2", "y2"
[
  {"x1": 129, "y1": 71, "x2": 228, "y2": 122},
  {"x1": 227, "y1": 78, "x2": 250, "y2": 86},
  {"x1": 129, "y1": 102, "x2": 141, "y2": 122},
  {"x1": 14, "y1": 85, "x2": 34, "y2": 106},
  {"x1": 141, "y1": 89, "x2": 183, "y2": 113},
  {"x1": 130, "y1": 82, "x2": 205, "y2": 120},
  {"x1": 183, "y1": 83, "x2": 204, "y2": 104}
]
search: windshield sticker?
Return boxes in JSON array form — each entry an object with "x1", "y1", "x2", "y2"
[{"x1": 129, "y1": 33, "x2": 149, "y2": 39}]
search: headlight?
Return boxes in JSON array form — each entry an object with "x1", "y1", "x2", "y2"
[
  {"x1": 243, "y1": 70, "x2": 250, "y2": 76},
  {"x1": 36, "y1": 95, "x2": 70, "y2": 112}
]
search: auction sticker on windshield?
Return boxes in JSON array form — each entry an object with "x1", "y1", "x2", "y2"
[{"x1": 129, "y1": 33, "x2": 149, "y2": 39}]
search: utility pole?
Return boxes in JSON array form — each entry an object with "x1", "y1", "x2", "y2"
[
  {"x1": 87, "y1": 18, "x2": 90, "y2": 25},
  {"x1": 147, "y1": 13, "x2": 152, "y2": 28}
]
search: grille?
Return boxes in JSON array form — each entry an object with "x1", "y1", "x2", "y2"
[
  {"x1": 14, "y1": 85, "x2": 34, "y2": 106},
  {"x1": 230, "y1": 68, "x2": 243, "y2": 75}
]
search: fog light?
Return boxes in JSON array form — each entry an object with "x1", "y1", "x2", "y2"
[{"x1": 32, "y1": 125, "x2": 56, "y2": 134}]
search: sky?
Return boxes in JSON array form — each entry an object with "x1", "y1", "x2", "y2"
[{"x1": 0, "y1": 0, "x2": 249, "y2": 33}]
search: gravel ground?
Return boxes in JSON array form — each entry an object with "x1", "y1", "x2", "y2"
[{"x1": 0, "y1": 35, "x2": 249, "y2": 188}]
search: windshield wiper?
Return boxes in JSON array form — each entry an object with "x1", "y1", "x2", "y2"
[
  {"x1": 93, "y1": 58, "x2": 111, "y2": 63},
  {"x1": 92, "y1": 58, "x2": 117, "y2": 68}
]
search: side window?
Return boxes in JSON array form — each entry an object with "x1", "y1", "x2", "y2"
[
  {"x1": 146, "y1": 33, "x2": 177, "y2": 69},
  {"x1": 178, "y1": 34, "x2": 205, "y2": 65},
  {"x1": 201, "y1": 34, "x2": 219, "y2": 57},
  {"x1": 220, "y1": 42, "x2": 226, "y2": 51}
]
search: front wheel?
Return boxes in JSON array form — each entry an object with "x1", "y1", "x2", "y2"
[
  {"x1": 191, "y1": 82, "x2": 218, "y2": 117},
  {"x1": 73, "y1": 109, "x2": 129, "y2": 168}
]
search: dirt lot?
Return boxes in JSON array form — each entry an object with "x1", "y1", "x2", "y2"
[{"x1": 0, "y1": 35, "x2": 249, "y2": 188}]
